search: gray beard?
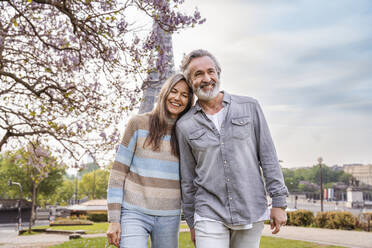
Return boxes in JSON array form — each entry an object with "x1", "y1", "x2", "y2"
[{"x1": 195, "y1": 80, "x2": 220, "y2": 101}]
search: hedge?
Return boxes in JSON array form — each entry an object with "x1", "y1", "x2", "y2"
[
  {"x1": 87, "y1": 213, "x2": 108, "y2": 222},
  {"x1": 357, "y1": 212, "x2": 372, "y2": 231},
  {"x1": 51, "y1": 219, "x2": 93, "y2": 226},
  {"x1": 314, "y1": 211, "x2": 356, "y2": 230},
  {"x1": 286, "y1": 210, "x2": 314, "y2": 226}
]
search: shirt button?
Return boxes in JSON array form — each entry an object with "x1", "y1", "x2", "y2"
[
  {"x1": 224, "y1": 160, "x2": 227, "y2": 164},
  {"x1": 221, "y1": 142, "x2": 224, "y2": 145},
  {"x1": 227, "y1": 178, "x2": 230, "y2": 182},
  {"x1": 229, "y1": 197, "x2": 232, "y2": 200}
]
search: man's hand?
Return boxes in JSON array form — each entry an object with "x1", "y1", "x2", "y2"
[
  {"x1": 107, "y1": 222, "x2": 121, "y2": 247},
  {"x1": 190, "y1": 228, "x2": 196, "y2": 246},
  {"x1": 270, "y1": 207, "x2": 287, "y2": 234}
]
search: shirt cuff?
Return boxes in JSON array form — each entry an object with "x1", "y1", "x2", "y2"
[
  {"x1": 271, "y1": 195, "x2": 287, "y2": 208},
  {"x1": 185, "y1": 216, "x2": 195, "y2": 229}
]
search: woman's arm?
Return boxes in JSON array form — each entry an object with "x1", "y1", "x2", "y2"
[{"x1": 106, "y1": 116, "x2": 138, "y2": 245}]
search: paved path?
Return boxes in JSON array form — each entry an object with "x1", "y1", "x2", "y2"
[
  {"x1": 0, "y1": 230, "x2": 68, "y2": 248},
  {"x1": 0, "y1": 225, "x2": 371, "y2": 248},
  {"x1": 262, "y1": 224, "x2": 372, "y2": 248}
]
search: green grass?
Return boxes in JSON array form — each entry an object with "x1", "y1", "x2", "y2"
[
  {"x1": 52, "y1": 237, "x2": 114, "y2": 248},
  {"x1": 34, "y1": 222, "x2": 109, "y2": 234},
  {"x1": 51, "y1": 232, "x2": 346, "y2": 248},
  {"x1": 180, "y1": 223, "x2": 189, "y2": 229},
  {"x1": 19, "y1": 231, "x2": 41, "y2": 236}
]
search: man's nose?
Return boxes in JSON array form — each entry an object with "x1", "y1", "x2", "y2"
[{"x1": 203, "y1": 73, "x2": 211, "y2": 83}]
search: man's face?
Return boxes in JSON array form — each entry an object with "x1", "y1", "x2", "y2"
[{"x1": 188, "y1": 56, "x2": 220, "y2": 101}]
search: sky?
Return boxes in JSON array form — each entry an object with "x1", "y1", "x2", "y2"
[{"x1": 171, "y1": 0, "x2": 372, "y2": 168}]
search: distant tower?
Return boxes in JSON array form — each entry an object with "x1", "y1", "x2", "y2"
[{"x1": 138, "y1": 20, "x2": 174, "y2": 114}]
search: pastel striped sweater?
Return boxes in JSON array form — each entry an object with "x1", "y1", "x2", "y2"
[{"x1": 107, "y1": 113, "x2": 181, "y2": 222}]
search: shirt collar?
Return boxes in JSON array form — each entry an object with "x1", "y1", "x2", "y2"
[{"x1": 193, "y1": 91, "x2": 231, "y2": 114}]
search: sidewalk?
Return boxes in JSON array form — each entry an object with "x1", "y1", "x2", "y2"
[
  {"x1": 0, "y1": 230, "x2": 69, "y2": 248},
  {"x1": 1, "y1": 225, "x2": 371, "y2": 248},
  {"x1": 262, "y1": 224, "x2": 372, "y2": 248}
]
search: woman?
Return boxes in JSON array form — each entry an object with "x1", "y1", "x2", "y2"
[{"x1": 106, "y1": 73, "x2": 194, "y2": 248}]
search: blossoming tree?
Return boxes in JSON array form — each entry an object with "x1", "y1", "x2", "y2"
[{"x1": 0, "y1": 0, "x2": 204, "y2": 161}]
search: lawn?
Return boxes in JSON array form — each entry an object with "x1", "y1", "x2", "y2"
[
  {"x1": 32, "y1": 222, "x2": 108, "y2": 234},
  {"x1": 51, "y1": 232, "x2": 346, "y2": 248}
]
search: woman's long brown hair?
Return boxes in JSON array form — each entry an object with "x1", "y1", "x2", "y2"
[{"x1": 144, "y1": 73, "x2": 194, "y2": 157}]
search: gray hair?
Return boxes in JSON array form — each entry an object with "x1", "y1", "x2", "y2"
[{"x1": 180, "y1": 49, "x2": 221, "y2": 82}]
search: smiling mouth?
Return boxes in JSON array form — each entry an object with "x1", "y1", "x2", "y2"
[
  {"x1": 170, "y1": 102, "x2": 181, "y2": 107},
  {"x1": 200, "y1": 81, "x2": 216, "y2": 89}
]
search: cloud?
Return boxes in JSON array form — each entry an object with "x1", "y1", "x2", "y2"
[{"x1": 173, "y1": 0, "x2": 372, "y2": 167}]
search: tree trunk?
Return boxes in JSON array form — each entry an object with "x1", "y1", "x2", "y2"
[{"x1": 28, "y1": 183, "x2": 37, "y2": 233}]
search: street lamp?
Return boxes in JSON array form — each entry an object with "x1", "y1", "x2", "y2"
[
  {"x1": 72, "y1": 163, "x2": 81, "y2": 205},
  {"x1": 8, "y1": 179, "x2": 23, "y2": 233},
  {"x1": 317, "y1": 157, "x2": 324, "y2": 212}
]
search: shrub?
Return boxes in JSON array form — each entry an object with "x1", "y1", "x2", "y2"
[
  {"x1": 78, "y1": 214, "x2": 88, "y2": 220},
  {"x1": 51, "y1": 217, "x2": 93, "y2": 225},
  {"x1": 87, "y1": 213, "x2": 108, "y2": 222},
  {"x1": 286, "y1": 209, "x2": 314, "y2": 226},
  {"x1": 356, "y1": 212, "x2": 372, "y2": 231},
  {"x1": 314, "y1": 212, "x2": 328, "y2": 228},
  {"x1": 314, "y1": 211, "x2": 356, "y2": 230}
]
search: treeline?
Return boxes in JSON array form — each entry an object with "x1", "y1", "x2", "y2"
[
  {"x1": 282, "y1": 164, "x2": 353, "y2": 193},
  {"x1": 0, "y1": 149, "x2": 110, "y2": 207}
]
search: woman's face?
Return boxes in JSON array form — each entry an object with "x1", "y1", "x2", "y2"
[{"x1": 166, "y1": 80, "x2": 190, "y2": 119}]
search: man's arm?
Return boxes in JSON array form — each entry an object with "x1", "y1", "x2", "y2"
[
  {"x1": 252, "y1": 100, "x2": 288, "y2": 207},
  {"x1": 176, "y1": 124, "x2": 197, "y2": 229},
  {"x1": 252, "y1": 100, "x2": 288, "y2": 233}
]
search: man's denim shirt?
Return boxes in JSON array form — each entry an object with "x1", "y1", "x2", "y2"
[{"x1": 176, "y1": 91, "x2": 288, "y2": 228}]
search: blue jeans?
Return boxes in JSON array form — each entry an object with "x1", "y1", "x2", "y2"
[{"x1": 120, "y1": 207, "x2": 180, "y2": 248}]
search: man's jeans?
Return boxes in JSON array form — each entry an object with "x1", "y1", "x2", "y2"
[
  {"x1": 195, "y1": 220, "x2": 264, "y2": 248},
  {"x1": 120, "y1": 207, "x2": 180, "y2": 248}
]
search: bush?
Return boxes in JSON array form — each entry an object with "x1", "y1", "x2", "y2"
[
  {"x1": 356, "y1": 212, "x2": 372, "y2": 231},
  {"x1": 314, "y1": 212, "x2": 328, "y2": 228},
  {"x1": 87, "y1": 213, "x2": 108, "y2": 222},
  {"x1": 52, "y1": 217, "x2": 93, "y2": 226},
  {"x1": 314, "y1": 211, "x2": 356, "y2": 230},
  {"x1": 286, "y1": 210, "x2": 314, "y2": 226}
]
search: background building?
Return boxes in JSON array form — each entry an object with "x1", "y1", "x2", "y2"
[{"x1": 343, "y1": 164, "x2": 372, "y2": 186}]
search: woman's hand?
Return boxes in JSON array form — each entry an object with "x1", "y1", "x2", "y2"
[{"x1": 107, "y1": 222, "x2": 121, "y2": 247}]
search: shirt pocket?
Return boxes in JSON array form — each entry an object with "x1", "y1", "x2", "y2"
[
  {"x1": 188, "y1": 129, "x2": 209, "y2": 151},
  {"x1": 231, "y1": 116, "x2": 251, "y2": 139}
]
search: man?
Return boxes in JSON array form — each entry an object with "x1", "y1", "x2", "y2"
[{"x1": 176, "y1": 49, "x2": 288, "y2": 248}]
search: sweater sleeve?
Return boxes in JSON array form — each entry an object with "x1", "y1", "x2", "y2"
[{"x1": 107, "y1": 116, "x2": 138, "y2": 222}]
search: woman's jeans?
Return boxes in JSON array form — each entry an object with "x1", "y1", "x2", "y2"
[{"x1": 120, "y1": 207, "x2": 180, "y2": 248}]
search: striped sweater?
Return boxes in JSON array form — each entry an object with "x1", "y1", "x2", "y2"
[{"x1": 107, "y1": 113, "x2": 181, "y2": 222}]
